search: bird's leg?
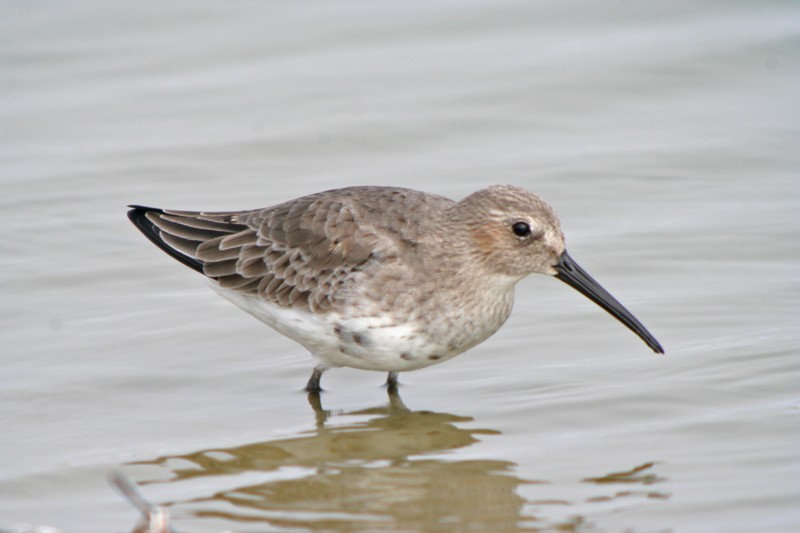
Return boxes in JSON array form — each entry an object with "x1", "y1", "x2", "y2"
[
  {"x1": 385, "y1": 372, "x2": 410, "y2": 410},
  {"x1": 386, "y1": 381, "x2": 409, "y2": 411},
  {"x1": 305, "y1": 366, "x2": 327, "y2": 394},
  {"x1": 386, "y1": 371, "x2": 399, "y2": 391}
]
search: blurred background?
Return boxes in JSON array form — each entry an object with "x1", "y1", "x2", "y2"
[{"x1": 1, "y1": 2, "x2": 798, "y2": 532}]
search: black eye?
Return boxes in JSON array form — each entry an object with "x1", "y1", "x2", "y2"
[{"x1": 512, "y1": 221, "x2": 531, "y2": 237}]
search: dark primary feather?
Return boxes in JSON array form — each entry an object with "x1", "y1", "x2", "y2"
[{"x1": 127, "y1": 206, "x2": 205, "y2": 274}]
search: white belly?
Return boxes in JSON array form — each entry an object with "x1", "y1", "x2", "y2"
[{"x1": 215, "y1": 287, "x2": 460, "y2": 372}]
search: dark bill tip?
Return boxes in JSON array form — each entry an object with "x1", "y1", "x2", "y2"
[{"x1": 554, "y1": 251, "x2": 664, "y2": 354}]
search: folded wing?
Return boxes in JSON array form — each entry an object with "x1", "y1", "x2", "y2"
[{"x1": 128, "y1": 196, "x2": 384, "y2": 313}]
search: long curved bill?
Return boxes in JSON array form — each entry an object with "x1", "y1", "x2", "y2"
[{"x1": 554, "y1": 251, "x2": 664, "y2": 354}]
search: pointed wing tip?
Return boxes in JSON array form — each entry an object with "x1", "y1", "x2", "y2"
[
  {"x1": 127, "y1": 205, "x2": 162, "y2": 223},
  {"x1": 127, "y1": 204, "x2": 205, "y2": 275},
  {"x1": 127, "y1": 204, "x2": 161, "y2": 214}
]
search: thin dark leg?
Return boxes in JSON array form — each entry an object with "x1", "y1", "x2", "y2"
[
  {"x1": 305, "y1": 366, "x2": 327, "y2": 393},
  {"x1": 385, "y1": 373, "x2": 408, "y2": 411},
  {"x1": 386, "y1": 371, "x2": 399, "y2": 391},
  {"x1": 387, "y1": 383, "x2": 409, "y2": 411}
]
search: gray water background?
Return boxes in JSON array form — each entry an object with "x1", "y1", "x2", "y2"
[{"x1": 1, "y1": 2, "x2": 798, "y2": 532}]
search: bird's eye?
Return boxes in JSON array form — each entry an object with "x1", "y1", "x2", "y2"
[{"x1": 512, "y1": 221, "x2": 531, "y2": 237}]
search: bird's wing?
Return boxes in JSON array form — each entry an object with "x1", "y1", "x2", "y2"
[{"x1": 128, "y1": 188, "x2": 438, "y2": 313}]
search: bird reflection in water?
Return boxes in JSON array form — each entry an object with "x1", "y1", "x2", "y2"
[
  {"x1": 123, "y1": 390, "x2": 669, "y2": 532},
  {"x1": 128, "y1": 388, "x2": 536, "y2": 531}
]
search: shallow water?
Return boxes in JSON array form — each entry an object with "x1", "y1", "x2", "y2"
[{"x1": 1, "y1": 2, "x2": 799, "y2": 532}]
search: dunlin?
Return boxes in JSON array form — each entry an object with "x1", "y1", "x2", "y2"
[{"x1": 128, "y1": 185, "x2": 663, "y2": 393}]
